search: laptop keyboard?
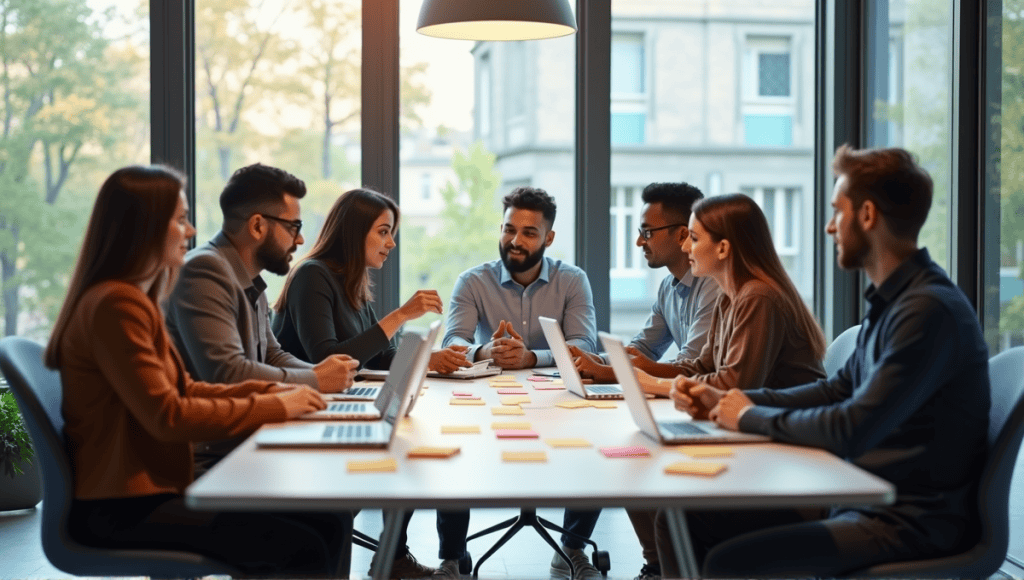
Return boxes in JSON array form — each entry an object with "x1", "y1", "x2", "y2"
[
  {"x1": 321, "y1": 423, "x2": 374, "y2": 441},
  {"x1": 661, "y1": 421, "x2": 710, "y2": 436},
  {"x1": 347, "y1": 386, "x2": 376, "y2": 396},
  {"x1": 587, "y1": 385, "x2": 620, "y2": 394}
]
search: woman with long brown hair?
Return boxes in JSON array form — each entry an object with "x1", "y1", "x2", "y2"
[{"x1": 44, "y1": 165, "x2": 347, "y2": 576}]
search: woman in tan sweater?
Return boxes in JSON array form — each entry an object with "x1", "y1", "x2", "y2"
[{"x1": 43, "y1": 166, "x2": 345, "y2": 576}]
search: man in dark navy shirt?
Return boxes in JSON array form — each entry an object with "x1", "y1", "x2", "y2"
[{"x1": 656, "y1": 145, "x2": 991, "y2": 578}]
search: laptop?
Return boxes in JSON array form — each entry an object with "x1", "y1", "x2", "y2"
[
  {"x1": 600, "y1": 332, "x2": 770, "y2": 444},
  {"x1": 538, "y1": 316, "x2": 623, "y2": 400},
  {"x1": 255, "y1": 328, "x2": 435, "y2": 448},
  {"x1": 328, "y1": 322, "x2": 442, "y2": 402}
]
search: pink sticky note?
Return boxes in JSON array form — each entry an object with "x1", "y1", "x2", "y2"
[
  {"x1": 533, "y1": 384, "x2": 567, "y2": 390},
  {"x1": 497, "y1": 388, "x2": 528, "y2": 395},
  {"x1": 495, "y1": 429, "x2": 540, "y2": 439},
  {"x1": 599, "y1": 445, "x2": 651, "y2": 458},
  {"x1": 453, "y1": 391, "x2": 475, "y2": 397},
  {"x1": 527, "y1": 376, "x2": 552, "y2": 382}
]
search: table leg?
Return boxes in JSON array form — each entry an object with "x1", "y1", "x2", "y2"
[
  {"x1": 664, "y1": 507, "x2": 700, "y2": 579},
  {"x1": 370, "y1": 508, "x2": 406, "y2": 580}
]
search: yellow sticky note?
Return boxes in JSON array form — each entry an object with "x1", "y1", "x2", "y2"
[
  {"x1": 407, "y1": 446, "x2": 461, "y2": 459},
  {"x1": 491, "y1": 406, "x2": 526, "y2": 415},
  {"x1": 557, "y1": 401, "x2": 592, "y2": 409},
  {"x1": 488, "y1": 376, "x2": 518, "y2": 383},
  {"x1": 491, "y1": 421, "x2": 532, "y2": 430},
  {"x1": 450, "y1": 398, "x2": 486, "y2": 406},
  {"x1": 590, "y1": 401, "x2": 618, "y2": 409},
  {"x1": 490, "y1": 381, "x2": 523, "y2": 388},
  {"x1": 679, "y1": 446, "x2": 734, "y2": 458},
  {"x1": 664, "y1": 461, "x2": 728, "y2": 476},
  {"x1": 502, "y1": 451, "x2": 547, "y2": 462},
  {"x1": 347, "y1": 458, "x2": 397, "y2": 473},
  {"x1": 545, "y1": 438, "x2": 592, "y2": 448},
  {"x1": 441, "y1": 425, "x2": 481, "y2": 434},
  {"x1": 551, "y1": 379, "x2": 564, "y2": 385},
  {"x1": 499, "y1": 395, "x2": 532, "y2": 406}
]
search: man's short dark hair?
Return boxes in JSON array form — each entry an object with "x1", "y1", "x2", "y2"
[
  {"x1": 219, "y1": 163, "x2": 307, "y2": 225},
  {"x1": 831, "y1": 145, "x2": 933, "y2": 240},
  {"x1": 502, "y1": 186, "x2": 557, "y2": 229},
  {"x1": 641, "y1": 182, "x2": 704, "y2": 224}
]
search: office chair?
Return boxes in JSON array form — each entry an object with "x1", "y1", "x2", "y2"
[
  {"x1": 823, "y1": 324, "x2": 861, "y2": 376},
  {"x1": 465, "y1": 507, "x2": 611, "y2": 578},
  {"x1": 846, "y1": 345, "x2": 1024, "y2": 578}
]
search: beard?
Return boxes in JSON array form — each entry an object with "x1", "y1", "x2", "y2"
[
  {"x1": 836, "y1": 220, "x2": 870, "y2": 270},
  {"x1": 499, "y1": 241, "x2": 545, "y2": 274},
  {"x1": 256, "y1": 237, "x2": 295, "y2": 276}
]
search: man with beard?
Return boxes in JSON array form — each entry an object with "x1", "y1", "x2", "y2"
[
  {"x1": 435, "y1": 187, "x2": 601, "y2": 580},
  {"x1": 657, "y1": 145, "x2": 990, "y2": 578},
  {"x1": 165, "y1": 163, "x2": 357, "y2": 472}
]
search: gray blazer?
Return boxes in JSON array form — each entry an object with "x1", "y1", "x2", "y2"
[{"x1": 165, "y1": 231, "x2": 318, "y2": 388}]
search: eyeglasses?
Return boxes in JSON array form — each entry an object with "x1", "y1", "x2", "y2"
[
  {"x1": 258, "y1": 214, "x2": 303, "y2": 240},
  {"x1": 637, "y1": 223, "x2": 686, "y2": 240}
]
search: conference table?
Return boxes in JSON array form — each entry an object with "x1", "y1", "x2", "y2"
[{"x1": 186, "y1": 368, "x2": 895, "y2": 579}]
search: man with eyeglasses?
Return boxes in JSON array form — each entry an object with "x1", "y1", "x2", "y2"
[{"x1": 165, "y1": 163, "x2": 358, "y2": 472}]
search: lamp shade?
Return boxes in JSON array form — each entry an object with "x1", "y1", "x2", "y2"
[{"x1": 416, "y1": 0, "x2": 577, "y2": 41}]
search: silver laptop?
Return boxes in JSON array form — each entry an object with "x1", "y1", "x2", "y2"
[
  {"x1": 538, "y1": 316, "x2": 623, "y2": 400},
  {"x1": 600, "y1": 332, "x2": 770, "y2": 444},
  {"x1": 255, "y1": 328, "x2": 434, "y2": 448},
  {"x1": 329, "y1": 322, "x2": 441, "y2": 402}
]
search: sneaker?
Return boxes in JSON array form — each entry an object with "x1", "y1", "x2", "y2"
[
  {"x1": 550, "y1": 546, "x2": 603, "y2": 580},
  {"x1": 633, "y1": 562, "x2": 661, "y2": 580},
  {"x1": 432, "y1": 559, "x2": 461, "y2": 579},
  {"x1": 369, "y1": 551, "x2": 437, "y2": 579}
]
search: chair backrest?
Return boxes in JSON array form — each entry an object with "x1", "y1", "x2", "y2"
[
  {"x1": 0, "y1": 336, "x2": 236, "y2": 577},
  {"x1": 823, "y1": 324, "x2": 861, "y2": 376}
]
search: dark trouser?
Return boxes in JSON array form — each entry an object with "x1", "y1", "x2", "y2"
[
  {"x1": 436, "y1": 509, "x2": 471, "y2": 560},
  {"x1": 654, "y1": 508, "x2": 918, "y2": 578},
  {"x1": 387, "y1": 510, "x2": 417, "y2": 558},
  {"x1": 69, "y1": 493, "x2": 352, "y2": 577},
  {"x1": 560, "y1": 508, "x2": 601, "y2": 549},
  {"x1": 626, "y1": 509, "x2": 658, "y2": 565}
]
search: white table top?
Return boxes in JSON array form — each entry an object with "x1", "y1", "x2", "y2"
[{"x1": 186, "y1": 369, "x2": 895, "y2": 512}]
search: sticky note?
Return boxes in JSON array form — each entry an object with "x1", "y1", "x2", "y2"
[
  {"x1": 407, "y1": 446, "x2": 461, "y2": 458},
  {"x1": 441, "y1": 425, "x2": 481, "y2": 434},
  {"x1": 600, "y1": 445, "x2": 651, "y2": 458},
  {"x1": 490, "y1": 381, "x2": 523, "y2": 388},
  {"x1": 590, "y1": 401, "x2": 618, "y2": 409},
  {"x1": 679, "y1": 446, "x2": 734, "y2": 458},
  {"x1": 450, "y1": 398, "x2": 486, "y2": 406},
  {"x1": 557, "y1": 401, "x2": 591, "y2": 409},
  {"x1": 488, "y1": 376, "x2": 518, "y2": 383},
  {"x1": 495, "y1": 429, "x2": 539, "y2": 438},
  {"x1": 499, "y1": 395, "x2": 531, "y2": 406},
  {"x1": 491, "y1": 406, "x2": 526, "y2": 415},
  {"x1": 453, "y1": 391, "x2": 476, "y2": 397},
  {"x1": 545, "y1": 438, "x2": 592, "y2": 448},
  {"x1": 347, "y1": 458, "x2": 397, "y2": 472},
  {"x1": 533, "y1": 384, "x2": 567, "y2": 390},
  {"x1": 502, "y1": 451, "x2": 547, "y2": 462},
  {"x1": 551, "y1": 379, "x2": 564, "y2": 385},
  {"x1": 497, "y1": 388, "x2": 528, "y2": 395},
  {"x1": 664, "y1": 461, "x2": 728, "y2": 476},
  {"x1": 527, "y1": 376, "x2": 552, "y2": 382},
  {"x1": 491, "y1": 421, "x2": 531, "y2": 430}
]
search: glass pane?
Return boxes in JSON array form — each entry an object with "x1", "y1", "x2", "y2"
[
  {"x1": 398, "y1": 0, "x2": 577, "y2": 340},
  {"x1": 866, "y1": 0, "x2": 953, "y2": 273},
  {"x1": 194, "y1": 0, "x2": 361, "y2": 306},
  {"x1": 0, "y1": 0, "x2": 149, "y2": 339},
  {"x1": 608, "y1": 0, "x2": 816, "y2": 346}
]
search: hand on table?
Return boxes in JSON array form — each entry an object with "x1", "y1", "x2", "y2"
[
  {"x1": 273, "y1": 384, "x2": 327, "y2": 418},
  {"x1": 670, "y1": 376, "x2": 724, "y2": 420},
  {"x1": 568, "y1": 345, "x2": 616, "y2": 383},
  {"x1": 708, "y1": 389, "x2": 754, "y2": 431},
  {"x1": 484, "y1": 320, "x2": 537, "y2": 369},
  {"x1": 429, "y1": 345, "x2": 472, "y2": 374}
]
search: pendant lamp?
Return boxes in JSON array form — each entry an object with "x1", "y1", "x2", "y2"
[{"x1": 416, "y1": 0, "x2": 577, "y2": 41}]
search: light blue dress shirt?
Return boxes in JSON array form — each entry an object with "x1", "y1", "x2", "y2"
[
  {"x1": 626, "y1": 271, "x2": 721, "y2": 362},
  {"x1": 442, "y1": 258, "x2": 598, "y2": 367}
]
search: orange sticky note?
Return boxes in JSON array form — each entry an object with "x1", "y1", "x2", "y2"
[
  {"x1": 679, "y1": 446, "x2": 734, "y2": 458},
  {"x1": 664, "y1": 461, "x2": 728, "y2": 476},
  {"x1": 590, "y1": 401, "x2": 618, "y2": 409},
  {"x1": 347, "y1": 458, "x2": 397, "y2": 472},
  {"x1": 557, "y1": 401, "x2": 591, "y2": 409},
  {"x1": 491, "y1": 406, "x2": 526, "y2": 416},
  {"x1": 545, "y1": 438, "x2": 592, "y2": 448},
  {"x1": 407, "y1": 446, "x2": 461, "y2": 458},
  {"x1": 450, "y1": 398, "x2": 486, "y2": 406},
  {"x1": 502, "y1": 451, "x2": 547, "y2": 462},
  {"x1": 491, "y1": 421, "x2": 532, "y2": 430},
  {"x1": 499, "y1": 395, "x2": 531, "y2": 406},
  {"x1": 441, "y1": 425, "x2": 481, "y2": 434}
]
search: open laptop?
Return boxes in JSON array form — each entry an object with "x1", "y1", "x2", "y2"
[
  {"x1": 328, "y1": 321, "x2": 441, "y2": 402},
  {"x1": 538, "y1": 316, "x2": 623, "y2": 400},
  {"x1": 600, "y1": 332, "x2": 770, "y2": 444},
  {"x1": 255, "y1": 328, "x2": 434, "y2": 448}
]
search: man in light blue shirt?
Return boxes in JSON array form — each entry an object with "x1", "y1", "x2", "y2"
[{"x1": 434, "y1": 187, "x2": 600, "y2": 580}]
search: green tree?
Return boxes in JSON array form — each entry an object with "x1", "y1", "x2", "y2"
[{"x1": 997, "y1": 1, "x2": 1024, "y2": 340}]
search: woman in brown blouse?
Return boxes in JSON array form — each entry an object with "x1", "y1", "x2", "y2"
[
  {"x1": 636, "y1": 193, "x2": 826, "y2": 398},
  {"x1": 43, "y1": 166, "x2": 346, "y2": 576}
]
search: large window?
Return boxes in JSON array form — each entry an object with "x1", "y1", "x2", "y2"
[{"x1": 0, "y1": 0, "x2": 150, "y2": 340}]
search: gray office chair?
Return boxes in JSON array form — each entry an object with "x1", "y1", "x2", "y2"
[
  {"x1": 823, "y1": 324, "x2": 861, "y2": 376},
  {"x1": 847, "y1": 345, "x2": 1024, "y2": 578},
  {"x1": 0, "y1": 336, "x2": 240, "y2": 578}
]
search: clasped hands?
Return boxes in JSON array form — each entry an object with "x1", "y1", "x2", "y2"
[
  {"x1": 669, "y1": 376, "x2": 754, "y2": 431},
  {"x1": 480, "y1": 320, "x2": 537, "y2": 369}
]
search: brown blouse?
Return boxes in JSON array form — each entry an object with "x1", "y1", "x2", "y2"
[
  {"x1": 675, "y1": 279, "x2": 825, "y2": 391},
  {"x1": 59, "y1": 281, "x2": 287, "y2": 500}
]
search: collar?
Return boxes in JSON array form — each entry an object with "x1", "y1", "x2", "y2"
[
  {"x1": 210, "y1": 231, "x2": 267, "y2": 303},
  {"x1": 499, "y1": 257, "x2": 552, "y2": 288},
  {"x1": 670, "y1": 270, "x2": 695, "y2": 295},
  {"x1": 243, "y1": 275, "x2": 267, "y2": 311},
  {"x1": 864, "y1": 247, "x2": 932, "y2": 313}
]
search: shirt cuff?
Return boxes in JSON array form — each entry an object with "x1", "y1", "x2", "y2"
[
  {"x1": 533, "y1": 349, "x2": 554, "y2": 368},
  {"x1": 736, "y1": 403, "x2": 755, "y2": 424}
]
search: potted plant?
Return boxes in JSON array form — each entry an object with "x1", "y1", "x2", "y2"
[{"x1": 0, "y1": 389, "x2": 41, "y2": 511}]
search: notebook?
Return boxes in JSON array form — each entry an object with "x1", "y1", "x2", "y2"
[
  {"x1": 538, "y1": 316, "x2": 623, "y2": 400},
  {"x1": 427, "y1": 358, "x2": 502, "y2": 380},
  {"x1": 255, "y1": 327, "x2": 435, "y2": 448},
  {"x1": 600, "y1": 332, "x2": 770, "y2": 444}
]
